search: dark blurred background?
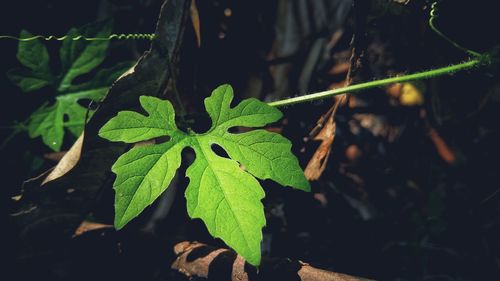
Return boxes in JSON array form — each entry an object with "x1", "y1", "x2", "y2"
[{"x1": 2, "y1": 0, "x2": 500, "y2": 280}]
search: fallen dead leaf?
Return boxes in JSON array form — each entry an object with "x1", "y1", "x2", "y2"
[
  {"x1": 190, "y1": 0, "x2": 201, "y2": 47},
  {"x1": 427, "y1": 124, "x2": 456, "y2": 165},
  {"x1": 304, "y1": 83, "x2": 349, "y2": 180},
  {"x1": 42, "y1": 133, "x2": 84, "y2": 185},
  {"x1": 304, "y1": 108, "x2": 336, "y2": 180},
  {"x1": 73, "y1": 220, "x2": 113, "y2": 237}
]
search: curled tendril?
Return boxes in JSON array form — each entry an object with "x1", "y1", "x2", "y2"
[
  {"x1": 428, "y1": 1, "x2": 480, "y2": 57},
  {"x1": 0, "y1": 33, "x2": 156, "y2": 41}
]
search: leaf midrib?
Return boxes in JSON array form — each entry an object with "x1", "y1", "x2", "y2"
[
  {"x1": 193, "y1": 135, "x2": 252, "y2": 253},
  {"x1": 116, "y1": 138, "x2": 187, "y2": 226}
]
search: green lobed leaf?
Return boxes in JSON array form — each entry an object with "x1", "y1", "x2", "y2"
[
  {"x1": 99, "y1": 84, "x2": 310, "y2": 266},
  {"x1": 8, "y1": 20, "x2": 133, "y2": 151},
  {"x1": 27, "y1": 88, "x2": 109, "y2": 151},
  {"x1": 27, "y1": 102, "x2": 64, "y2": 151}
]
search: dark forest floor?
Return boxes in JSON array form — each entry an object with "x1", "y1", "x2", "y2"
[{"x1": 2, "y1": 1, "x2": 500, "y2": 280}]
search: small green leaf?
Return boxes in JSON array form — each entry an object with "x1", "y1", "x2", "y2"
[
  {"x1": 17, "y1": 30, "x2": 50, "y2": 72},
  {"x1": 58, "y1": 20, "x2": 113, "y2": 92},
  {"x1": 99, "y1": 84, "x2": 310, "y2": 266},
  {"x1": 27, "y1": 88, "x2": 111, "y2": 151},
  {"x1": 27, "y1": 102, "x2": 64, "y2": 151}
]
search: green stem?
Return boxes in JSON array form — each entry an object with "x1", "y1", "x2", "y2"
[{"x1": 267, "y1": 59, "x2": 481, "y2": 107}]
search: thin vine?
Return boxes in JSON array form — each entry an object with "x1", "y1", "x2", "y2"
[
  {"x1": 428, "y1": 1, "x2": 480, "y2": 57},
  {"x1": 267, "y1": 58, "x2": 482, "y2": 107},
  {"x1": 0, "y1": 33, "x2": 156, "y2": 41}
]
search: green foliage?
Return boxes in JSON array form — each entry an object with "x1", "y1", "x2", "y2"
[
  {"x1": 8, "y1": 30, "x2": 53, "y2": 92},
  {"x1": 99, "y1": 84, "x2": 310, "y2": 265},
  {"x1": 7, "y1": 20, "x2": 134, "y2": 151}
]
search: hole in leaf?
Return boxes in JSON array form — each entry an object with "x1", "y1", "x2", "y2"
[
  {"x1": 72, "y1": 68, "x2": 98, "y2": 85},
  {"x1": 227, "y1": 127, "x2": 239, "y2": 133},
  {"x1": 181, "y1": 146, "x2": 196, "y2": 166},
  {"x1": 77, "y1": 98, "x2": 93, "y2": 108},
  {"x1": 155, "y1": 135, "x2": 171, "y2": 144},
  {"x1": 227, "y1": 126, "x2": 255, "y2": 134},
  {"x1": 211, "y1": 143, "x2": 230, "y2": 159},
  {"x1": 63, "y1": 114, "x2": 69, "y2": 122}
]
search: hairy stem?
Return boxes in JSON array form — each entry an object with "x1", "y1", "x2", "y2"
[{"x1": 268, "y1": 59, "x2": 481, "y2": 107}]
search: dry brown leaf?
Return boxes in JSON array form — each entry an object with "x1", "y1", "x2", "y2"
[
  {"x1": 190, "y1": 0, "x2": 201, "y2": 47},
  {"x1": 73, "y1": 220, "x2": 113, "y2": 237},
  {"x1": 427, "y1": 125, "x2": 456, "y2": 165},
  {"x1": 304, "y1": 84, "x2": 349, "y2": 180},
  {"x1": 172, "y1": 241, "x2": 228, "y2": 277},
  {"x1": 304, "y1": 110, "x2": 336, "y2": 180},
  {"x1": 42, "y1": 133, "x2": 84, "y2": 185},
  {"x1": 303, "y1": 38, "x2": 358, "y2": 180},
  {"x1": 172, "y1": 241, "x2": 373, "y2": 281}
]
